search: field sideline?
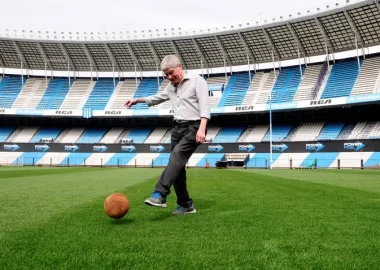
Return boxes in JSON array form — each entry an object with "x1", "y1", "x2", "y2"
[{"x1": 1, "y1": 167, "x2": 380, "y2": 269}]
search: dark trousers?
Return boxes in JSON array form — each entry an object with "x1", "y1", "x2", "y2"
[{"x1": 155, "y1": 122, "x2": 201, "y2": 207}]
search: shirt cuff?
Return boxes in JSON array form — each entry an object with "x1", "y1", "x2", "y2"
[{"x1": 144, "y1": 97, "x2": 153, "y2": 106}]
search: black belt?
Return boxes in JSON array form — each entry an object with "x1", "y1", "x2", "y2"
[{"x1": 173, "y1": 120, "x2": 200, "y2": 128}]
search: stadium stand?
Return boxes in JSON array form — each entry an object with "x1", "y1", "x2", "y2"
[
  {"x1": 107, "y1": 79, "x2": 140, "y2": 110},
  {"x1": 212, "y1": 127, "x2": 245, "y2": 143},
  {"x1": 99, "y1": 127, "x2": 125, "y2": 143},
  {"x1": 55, "y1": 128, "x2": 85, "y2": 143},
  {"x1": 207, "y1": 75, "x2": 230, "y2": 108},
  {"x1": 255, "y1": 71, "x2": 278, "y2": 104},
  {"x1": 123, "y1": 128, "x2": 152, "y2": 143},
  {"x1": 131, "y1": 78, "x2": 163, "y2": 110},
  {"x1": 218, "y1": 72, "x2": 251, "y2": 107},
  {"x1": 368, "y1": 122, "x2": 380, "y2": 139},
  {"x1": 0, "y1": 76, "x2": 25, "y2": 108},
  {"x1": 30, "y1": 128, "x2": 62, "y2": 143},
  {"x1": 12, "y1": 78, "x2": 49, "y2": 109},
  {"x1": 268, "y1": 66, "x2": 304, "y2": 103},
  {"x1": 349, "y1": 122, "x2": 380, "y2": 139},
  {"x1": 336, "y1": 123, "x2": 356, "y2": 140},
  {"x1": 0, "y1": 127, "x2": 15, "y2": 142},
  {"x1": 83, "y1": 78, "x2": 117, "y2": 110},
  {"x1": 160, "y1": 129, "x2": 172, "y2": 144},
  {"x1": 1, "y1": 0, "x2": 380, "y2": 171},
  {"x1": 36, "y1": 78, "x2": 72, "y2": 109},
  {"x1": 238, "y1": 125, "x2": 268, "y2": 143},
  {"x1": 8, "y1": 127, "x2": 38, "y2": 143},
  {"x1": 60, "y1": 79, "x2": 96, "y2": 109},
  {"x1": 262, "y1": 125, "x2": 293, "y2": 142},
  {"x1": 145, "y1": 127, "x2": 170, "y2": 143},
  {"x1": 241, "y1": 72, "x2": 262, "y2": 105},
  {"x1": 1, "y1": 56, "x2": 380, "y2": 112},
  {"x1": 316, "y1": 122, "x2": 345, "y2": 141},
  {"x1": 155, "y1": 79, "x2": 172, "y2": 109},
  {"x1": 351, "y1": 57, "x2": 380, "y2": 95},
  {"x1": 320, "y1": 59, "x2": 362, "y2": 99},
  {"x1": 205, "y1": 127, "x2": 222, "y2": 142},
  {"x1": 286, "y1": 122, "x2": 325, "y2": 142},
  {"x1": 3, "y1": 122, "x2": 380, "y2": 145},
  {"x1": 76, "y1": 128, "x2": 107, "y2": 144},
  {"x1": 293, "y1": 64, "x2": 324, "y2": 101}
]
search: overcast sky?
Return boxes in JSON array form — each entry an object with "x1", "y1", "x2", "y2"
[{"x1": 0, "y1": 0, "x2": 357, "y2": 35}]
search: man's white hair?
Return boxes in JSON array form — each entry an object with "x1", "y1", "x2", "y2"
[{"x1": 160, "y1": 55, "x2": 181, "y2": 71}]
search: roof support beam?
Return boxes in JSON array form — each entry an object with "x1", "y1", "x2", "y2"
[
  {"x1": 59, "y1": 43, "x2": 76, "y2": 71},
  {"x1": 214, "y1": 36, "x2": 232, "y2": 66},
  {"x1": 287, "y1": 23, "x2": 307, "y2": 58},
  {"x1": 262, "y1": 28, "x2": 281, "y2": 60},
  {"x1": 104, "y1": 43, "x2": 121, "y2": 71},
  {"x1": 170, "y1": 40, "x2": 187, "y2": 69},
  {"x1": 125, "y1": 43, "x2": 143, "y2": 71},
  {"x1": 192, "y1": 38, "x2": 209, "y2": 69},
  {"x1": 0, "y1": 54, "x2": 5, "y2": 67},
  {"x1": 12, "y1": 41, "x2": 30, "y2": 69},
  {"x1": 375, "y1": 0, "x2": 380, "y2": 12},
  {"x1": 36, "y1": 42, "x2": 52, "y2": 70},
  {"x1": 343, "y1": 10, "x2": 365, "y2": 47},
  {"x1": 237, "y1": 32, "x2": 257, "y2": 64},
  {"x1": 82, "y1": 43, "x2": 98, "y2": 71},
  {"x1": 314, "y1": 17, "x2": 335, "y2": 54},
  {"x1": 148, "y1": 42, "x2": 161, "y2": 68}
]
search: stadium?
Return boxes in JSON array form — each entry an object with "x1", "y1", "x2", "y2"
[{"x1": 1, "y1": 0, "x2": 380, "y2": 269}]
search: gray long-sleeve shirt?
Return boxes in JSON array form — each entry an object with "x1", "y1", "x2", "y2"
[{"x1": 145, "y1": 72, "x2": 211, "y2": 121}]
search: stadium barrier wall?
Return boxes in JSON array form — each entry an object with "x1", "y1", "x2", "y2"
[
  {"x1": 1, "y1": 93, "x2": 380, "y2": 118},
  {"x1": 1, "y1": 140, "x2": 379, "y2": 153},
  {"x1": 1, "y1": 154, "x2": 379, "y2": 169},
  {"x1": 1, "y1": 140, "x2": 379, "y2": 169}
]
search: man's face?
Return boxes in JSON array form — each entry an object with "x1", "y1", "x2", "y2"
[{"x1": 163, "y1": 65, "x2": 184, "y2": 86}]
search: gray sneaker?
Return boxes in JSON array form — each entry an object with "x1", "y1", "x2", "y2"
[
  {"x1": 144, "y1": 192, "x2": 167, "y2": 208},
  {"x1": 172, "y1": 205, "x2": 197, "y2": 216}
]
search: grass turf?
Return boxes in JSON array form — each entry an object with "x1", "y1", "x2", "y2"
[{"x1": 0, "y1": 167, "x2": 380, "y2": 269}]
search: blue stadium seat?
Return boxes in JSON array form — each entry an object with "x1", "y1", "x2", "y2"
[
  {"x1": 213, "y1": 127, "x2": 245, "y2": 143},
  {"x1": 30, "y1": 128, "x2": 62, "y2": 143},
  {"x1": 77, "y1": 128, "x2": 107, "y2": 144},
  {"x1": 83, "y1": 78, "x2": 118, "y2": 110},
  {"x1": 218, "y1": 72, "x2": 251, "y2": 107},
  {"x1": 37, "y1": 78, "x2": 73, "y2": 109},
  {"x1": 268, "y1": 66, "x2": 304, "y2": 103},
  {"x1": 262, "y1": 125, "x2": 293, "y2": 142},
  {"x1": 124, "y1": 128, "x2": 152, "y2": 143},
  {"x1": 0, "y1": 127, "x2": 14, "y2": 142},
  {"x1": 317, "y1": 122, "x2": 345, "y2": 140},
  {"x1": 0, "y1": 76, "x2": 26, "y2": 108},
  {"x1": 321, "y1": 59, "x2": 362, "y2": 99},
  {"x1": 131, "y1": 78, "x2": 163, "y2": 110}
]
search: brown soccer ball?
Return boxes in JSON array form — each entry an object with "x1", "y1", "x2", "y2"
[{"x1": 104, "y1": 193, "x2": 130, "y2": 219}]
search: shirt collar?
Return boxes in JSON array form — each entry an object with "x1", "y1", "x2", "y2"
[{"x1": 170, "y1": 71, "x2": 190, "y2": 88}]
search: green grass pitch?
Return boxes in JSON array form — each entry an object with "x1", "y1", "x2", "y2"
[{"x1": 1, "y1": 167, "x2": 380, "y2": 269}]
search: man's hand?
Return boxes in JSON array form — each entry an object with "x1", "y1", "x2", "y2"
[
  {"x1": 124, "y1": 99, "x2": 138, "y2": 108},
  {"x1": 196, "y1": 127, "x2": 206, "y2": 143}
]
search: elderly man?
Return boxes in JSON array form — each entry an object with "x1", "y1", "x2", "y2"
[{"x1": 125, "y1": 55, "x2": 210, "y2": 215}]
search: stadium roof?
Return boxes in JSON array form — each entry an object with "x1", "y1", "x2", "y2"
[{"x1": 0, "y1": 0, "x2": 379, "y2": 72}]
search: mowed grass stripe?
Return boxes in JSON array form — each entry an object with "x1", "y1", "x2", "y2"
[
  {"x1": 0, "y1": 167, "x2": 116, "y2": 179},
  {"x1": 1, "y1": 169, "x2": 380, "y2": 269},
  {"x1": 0, "y1": 168, "x2": 162, "y2": 237},
  {"x1": 239, "y1": 169, "x2": 380, "y2": 193}
]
